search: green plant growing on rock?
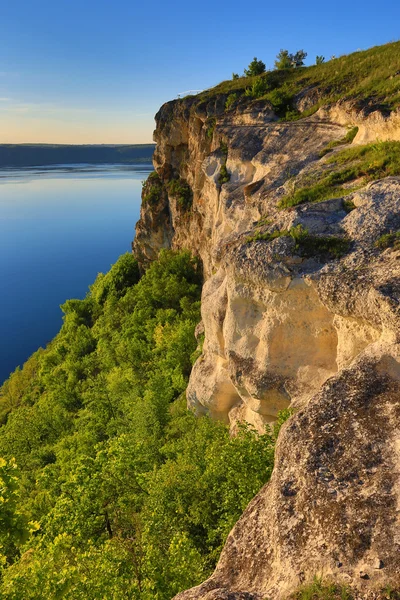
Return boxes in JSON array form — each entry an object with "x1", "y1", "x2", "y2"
[
  {"x1": 218, "y1": 141, "x2": 230, "y2": 185},
  {"x1": 225, "y1": 93, "x2": 237, "y2": 110},
  {"x1": 290, "y1": 225, "x2": 350, "y2": 258},
  {"x1": 142, "y1": 171, "x2": 163, "y2": 206},
  {"x1": 280, "y1": 140, "x2": 400, "y2": 209},
  {"x1": 265, "y1": 88, "x2": 295, "y2": 117},
  {"x1": 218, "y1": 164, "x2": 230, "y2": 185},
  {"x1": 168, "y1": 177, "x2": 193, "y2": 209},
  {"x1": 206, "y1": 117, "x2": 216, "y2": 140},
  {"x1": 290, "y1": 576, "x2": 354, "y2": 600},
  {"x1": 374, "y1": 230, "x2": 400, "y2": 250},
  {"x1": 246, "y1": 225, "x2": 350, "y2": 260},
  {"x1": 245, "y1": 78, "x2": 270, "y2": 99},
  {"x1": 319, "y1": 127, "x2": 359, "y2": 157}
]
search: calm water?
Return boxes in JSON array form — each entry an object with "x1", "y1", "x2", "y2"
[{"x1": 0, "y1": 164, "x2": 152, "y2": 384}]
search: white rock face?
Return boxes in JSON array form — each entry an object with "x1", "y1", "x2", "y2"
[{"x1": 133, "y1": 94, "x2": 400, "y2": 598}]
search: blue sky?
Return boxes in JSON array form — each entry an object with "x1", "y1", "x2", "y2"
[{"x1": 0, "y1": 0, "x2": 399, "y2": 143}]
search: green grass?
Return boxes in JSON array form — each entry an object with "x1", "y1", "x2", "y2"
[
  {"x1": 289, "y1": 577, "x2": 353, "y2": 600},
  {"x1": 246, "y1": 225, "x2": 350, "y2": 259},
  {"x1": 279, "y1": 141, "x2": 400, "y2": 209},
  {"x1": 192, "y1": 41, "x2": 400, "y2": 119},
  {"x1": 319, "y1": 127, "x2": 359, "y2": 157},
  {"x1": 246, "y1": 228, "x2": 288, "y2": 244},
  {"x1": 375, "y1": 230, "x2": 400, "y2": 250}
]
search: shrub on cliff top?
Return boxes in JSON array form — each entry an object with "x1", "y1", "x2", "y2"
[{"x1": 244, "y1": 57, "x2": 266, "y2": 77}]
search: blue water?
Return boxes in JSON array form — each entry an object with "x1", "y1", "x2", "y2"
[{"x1": 0, "y1": 164, "x2": 152, "y2": 384}]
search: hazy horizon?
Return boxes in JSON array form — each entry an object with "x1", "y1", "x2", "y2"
[{"x1": 1, "y1": 0, "x2": 400, "y2": 144}]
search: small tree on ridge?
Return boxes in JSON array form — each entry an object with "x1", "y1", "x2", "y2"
[{"x1": 244, "y1": 57, "x2": 266, "y2": 77}]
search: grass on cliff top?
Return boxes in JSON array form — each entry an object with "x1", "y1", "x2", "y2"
[
  {"x1": 246, "y1": 225, "x2": 350, "y2": 260},
  {"x1": 279, "y1": 140, "x2": 400, "y2": 209},
  {"x1": 197, "y1": 41, "x2": 400, "y2": 117}
]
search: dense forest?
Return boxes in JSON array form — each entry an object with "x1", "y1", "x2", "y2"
[
  {"x1": 0, "y1": 250, "x2": 286, "y2": 599},
  {"x1": 0, "y1": 144, "x2": 155, "y2": 167}
]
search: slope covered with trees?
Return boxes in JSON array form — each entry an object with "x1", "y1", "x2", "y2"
[{"x1": 0, "y1": 250, "x2": 284, "y2": 599}]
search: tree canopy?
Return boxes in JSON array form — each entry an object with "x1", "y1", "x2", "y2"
[
  {"x1": 274, "y1": 49, "x2": 307, "y2": 69},
  {"x1": 0, "y1": 247, "x2": 287, "y2": 599},
  {"x1": 244, "y1": 57, "x2": 266, "y2": 76}
]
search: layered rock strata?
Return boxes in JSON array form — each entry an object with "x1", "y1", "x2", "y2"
[{"x1": 133, "y1": 95, "x2": 400, "y2": 597}]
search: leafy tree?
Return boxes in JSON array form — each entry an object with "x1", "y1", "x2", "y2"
[
  {"x1": 275, "y1": 49, "x2": 307, "y2": 69},
  {"x1": 0, "y1": 250, "x2": 288, "y2": 598},
  {"x1": 274, "y1": 49, "x2": 292, "y2": 69},
  {"x1": 244, "y1": 57, "x2": 266, "y2": 77}
]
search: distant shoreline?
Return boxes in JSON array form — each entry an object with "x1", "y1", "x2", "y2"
[{"x1": 0, "y1": 143, "x2": 156, "y2": 168}]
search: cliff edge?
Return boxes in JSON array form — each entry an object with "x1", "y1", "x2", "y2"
[{"x1": 133, "y1": 43, "x2": 400, "y2": 598}]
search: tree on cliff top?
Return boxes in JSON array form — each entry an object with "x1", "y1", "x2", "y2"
[
  {"x1": 274, "y1": 49, "x2": 307, "y2": 69},
  {"x1": 244, "y1": 57, "x2": 266, "y2": 77}
]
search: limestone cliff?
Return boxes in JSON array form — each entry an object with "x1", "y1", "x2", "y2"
[{"x1": 133, "y1": 85, "x2": 400, "y2": 597}]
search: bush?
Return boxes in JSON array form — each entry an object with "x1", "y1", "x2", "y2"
[
  {"x1": 168, "y1": 178, "x2": 193, "y2": 210},
  {"x1": 225, "y1": 93, "x2": 237, "y2": 110},
  {"x1": 245, "y1": 78, "x2": 270, "y2": 99},
  {"x1": 275, "y1": 49, "x2": 307, "y2": 69},
  {"x1": 142, "y1": 171, "x2": 163, "y2": 206},
  {"x1": 244, "y1": 57, "x2": 266, "y2": 77}
]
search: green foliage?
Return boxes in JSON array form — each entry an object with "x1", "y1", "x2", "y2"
[
  {"x1": 142, "y1": 171, "x2": 163, "y2": 207},
  {"x1": 217, "y1": 141, "x2": 230, "y2": 185},
  {"x1": 246, "y1": 228, "x2": 288, "y2": 244},
  {"x1": 0, "y1": 458, "x2": 39, "y2": 566},
  {"x1": 90, "y1": 253, "x2": 140, "y2": 305},
  {"x1": 218, "y1": 164, "x2": 230, "y2": 185},
  {"x1": 291, "y1": 576, "x2": 354, "y2": 600},
  {"x1": 275, "y1": 49, "x2": 307, "y2": 69},
  {"x1": 290, "y1": 225, "x2": 350, "y2": 259},
  {"x1": 244, "y1": 77, "x2": 270, "y2": 99},
  {"x1": 232, "y1": 72, "x2": 239, "y2": 80},
  {"x1": 244, "y1": 57, "x2": 266, "y2": 77},
  {"x1": 205, "y1": 117, "x2": 216, "y2": 140},
  {"x1": 319, "y1": 127, "x2": 359, "y2": 157},
  {"x1": 197, "y1": 41, "x2": 400, "y2": 120},
  {"x1": 265, "y1": 88, "x2": 295, "y2": 117},
  {"x1": 246, "y1": 225, "x2": 349, "y2": 260},
  {"x1": 374, "y1": 230, "x2": 400, "y2": 250},
  {"x1": 0, "y1": 250, "x2": 285, "y2": 598},
  {"x1": 280, "y1": 141, "x2": 400, "y2": 208},
  {"x1": 343, "y1": 199, "x2": 356, "y2": 213},
  {"x1": 225, "y1": 93, "x2": 237, "y2": 110},
  {"x1": 168, "y1": 178, "x2": 192, "y2": 210},
  {"x1": 316, "y1": 55, "x2": 325, "y2": 65}
]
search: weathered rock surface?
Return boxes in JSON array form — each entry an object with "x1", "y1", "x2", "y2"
[{"x1": 133, "y1": 94, "x2": 400, "y2": 597}]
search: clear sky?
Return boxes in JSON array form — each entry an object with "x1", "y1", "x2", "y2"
[{"x1": 1, "y1": 0, "x2": 399, "y2": 144}]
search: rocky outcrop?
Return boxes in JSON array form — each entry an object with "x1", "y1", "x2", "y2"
[{"x1": 133, "y1": 93, "x2": 400, "y2": 597}]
